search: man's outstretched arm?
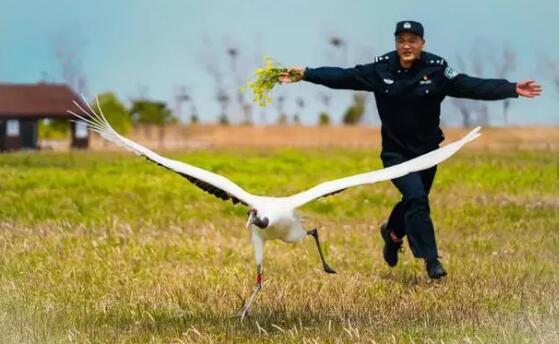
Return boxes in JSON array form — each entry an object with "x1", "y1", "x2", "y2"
[
  {"x1": 279, "y1": 64, "x2": 377, "y2": 91},
  {"x1": 444, "y1": 68, "x2": 542, "y2": 100}
]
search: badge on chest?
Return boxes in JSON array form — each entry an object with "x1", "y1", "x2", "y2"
[{"x1": 419, "y1": 75, "x2": 432, "y2": 85}]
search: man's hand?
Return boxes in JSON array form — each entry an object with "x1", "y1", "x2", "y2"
[
  {"x1": 516, "y1": 80, "x2": 542, "y2": 98},
  {"x1": 279, "y1": 67, "x2": 305, "y2": 84}
]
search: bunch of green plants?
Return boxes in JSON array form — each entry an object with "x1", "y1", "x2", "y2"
[{"x1": 243, "y1": 57, "x2": 301, "y2": 107}]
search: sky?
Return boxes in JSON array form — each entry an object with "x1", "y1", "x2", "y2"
[{"x1": 1, "y1": 0, "x2": 558, "y2": 126}]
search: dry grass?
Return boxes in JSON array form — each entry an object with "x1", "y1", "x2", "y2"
[
  {"x1": 0, "y1": 147, "x2": 557, "y2": 343},
  {"x1": 42, "y1": 125, "x2": 559, "y2": 151}
]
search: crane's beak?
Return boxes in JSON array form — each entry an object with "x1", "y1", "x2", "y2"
[
  {"x1": 246, "y1": 209, "x2": 270, "y2": 229},
  {"x1": 245, "y1": 211, "x2": 255, "y2": 229}
]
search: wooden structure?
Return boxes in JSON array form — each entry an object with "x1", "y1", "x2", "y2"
[{"x1": 0, "y1": 83, "x2": 90, "y2": 151}]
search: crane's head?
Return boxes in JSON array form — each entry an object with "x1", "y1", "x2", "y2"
[{"x1": 246, "y1": 208, "x2": 270, "y2": 229}]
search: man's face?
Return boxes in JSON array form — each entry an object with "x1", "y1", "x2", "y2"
[{"x1": 395, "y1": 32, "x2": 425, "y2": 64}]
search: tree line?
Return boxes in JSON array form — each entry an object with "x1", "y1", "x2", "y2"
[{"x1": 47, "y1": 35, "x2": 557, "y2": 130}]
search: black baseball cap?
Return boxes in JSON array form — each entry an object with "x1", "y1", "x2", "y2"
[{"x1": 394, "y1": 21, "x2": 424, "y2": 38}]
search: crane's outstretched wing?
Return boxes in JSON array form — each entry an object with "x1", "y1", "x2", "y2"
[
  {"x1": 68, "y1": 96, "x2": 255, "y2": 207},
  {"x1": 286, "y1": 127, "x2": 481, "y2": 209}
]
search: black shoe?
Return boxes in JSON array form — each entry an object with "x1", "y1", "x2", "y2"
[
  {"x1": 380, "y1": 223, "x2": 402, "y2": 267},
  {"x1": 425, "y1": 258, "x2": 447, "y2": 279}
]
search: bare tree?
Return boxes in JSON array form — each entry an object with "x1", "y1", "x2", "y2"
[
  {"x1": 317, "y1": 91, "x2": 332, "y2": 109},
  {"x1": 216, "y1": 87, "x2": 230, "y2": 125},
  {"x1": 226, "y1": 42, "x2": 253, "y2": 125},
  {"x1": 452, "y1": 99, "x2": 474, "y2": 128},
  {"x1": 197, "y1": 36, "x2": 225, "y2": 84},
  {"x1": 174, "y1": 85, "x2": 191, "y2": 123},
  {"x1": 354, "y1": 45, "x2": 378, "y2": 125},
  {"x1": 316, "y1": 91, "x2": 332, "y2": 124},
  {"x1": 325, "y1": 34, "x2": 378, "y2": 126},
  {"x1": 293, "y1": 97, "x2": 305, "y2": 125},
  {"x1": 53, "y1": 36, "x2": 87, "y2": 95},
  {"x1": 451, "y1": 42, "x2": 518, "y2": 127},
  {"x1": 325, "y1": 35, "x2": 349, "y2": 66},
  {"x1": 451, "y1": 55, "x2": 485, "y2": 127},
  {"x1": 471, "y1": 51, "x2": 490, "y2": 126},
  {"x1": 196, "y1": 35, "x2": 263, "y2": 125},
  {"x1": 196, "y1": 36, "x2": 230, "y2": 124},
  {"x1": 493, "y1": 46, "x2": 516, "y2": 125},
  {"x1": 189, "y1": 104, "x2": 199, "y2": 124},
  {"x1": 275, "y1": 94, "x2": 288, "y2": 125}
]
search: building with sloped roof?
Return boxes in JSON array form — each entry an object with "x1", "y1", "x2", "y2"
[{"x1": 0, "y1": 83, "x2": 89, "y2": 151}]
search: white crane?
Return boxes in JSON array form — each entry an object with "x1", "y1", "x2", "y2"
[{"x1": 69, "y1": 97, "x2": 481, "y2": 319}]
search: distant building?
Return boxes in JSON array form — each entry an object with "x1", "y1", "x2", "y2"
[{"x1": 0, "y1": 83, "x2": 89, "y2": 151}]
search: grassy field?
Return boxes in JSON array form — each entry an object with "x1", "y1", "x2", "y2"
[{"x1": 0, "y1": 147, "x2": 557, "y2": 343}]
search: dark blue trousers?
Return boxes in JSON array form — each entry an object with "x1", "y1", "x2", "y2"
[{"x1": 381, "y1": 151, "x2": 439, "y2": 260}]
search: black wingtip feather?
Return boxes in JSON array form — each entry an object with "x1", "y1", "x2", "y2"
[{"x1": 141, "y1": 156, "x2": 247, "y2": 206}]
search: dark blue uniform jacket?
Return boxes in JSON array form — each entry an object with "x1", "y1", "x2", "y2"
[{"x1": 303, "y1": 50, "x2": 518, "y2": 156}]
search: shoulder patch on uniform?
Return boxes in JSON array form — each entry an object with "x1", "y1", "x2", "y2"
[
  {"x1": 422, "y1": 52, "x2": 446, "y2": 66},
  {"x1": 374, "y1": 55, "x2": 390, "y2": 63},
  {"x1": 444, "y1": 66, "x2": 458, "y2": 79}
]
